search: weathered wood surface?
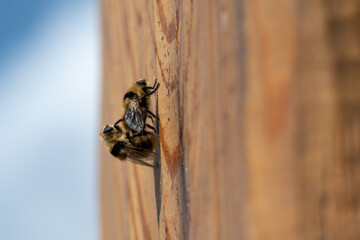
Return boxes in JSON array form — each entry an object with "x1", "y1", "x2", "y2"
[{"x1": 100, "y1": 0, "x2": 360, "y2": 239}]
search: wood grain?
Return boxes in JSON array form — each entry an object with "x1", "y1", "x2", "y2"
[
  {"x1": 100, "y1": 0, "x2": 158, "y2": 239},
  {"x1": 100, "y1": 0, "x2": 360, "y2": 239},
  {"x1": 154, "y1": 0, "x2": 187, "y2": 239}
]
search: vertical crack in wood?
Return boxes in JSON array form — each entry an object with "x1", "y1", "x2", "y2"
[
  {"x1": 234, "y1": 0, "x2": 248, "y2": 239},
  {"x1": 153, "y1": 94, "x2": 162, "y2": 226},
  {"x1": 175, "y1": 1, "x2": 190, "y2": 238}
]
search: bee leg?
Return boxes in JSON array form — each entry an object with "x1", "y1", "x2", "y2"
[
  {"x1": 144, "y1": 108, "x2": 159, "y2": 119},
  {"x1": 114, "y1": 118, "x2": 124, "y2": 126},
  {"x1": 146, "y1": 124, "x2": 157, "y2": 133},
  {"x1": 152, "y1": 78, "x2": 157, "y2": 89},
  {"x1": 131, "y1": 129, "x2": 145, "y2": 137},
  {"x1": 143, "y1": 82, "x2": 160, "y2": 97},
  {"x1": 142, "y1": 78, "x2": 158, "y2": 90},
  {"x1": 126, "y1": 125, "x2": 131, "y2": 137},
  {"x1": 148, "y1": 115, "x2": 155, "y2": 124}
]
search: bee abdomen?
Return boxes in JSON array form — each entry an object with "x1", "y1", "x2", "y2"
[
  {"x1": 141, "y1": 139, "x2": 153, "y2": 150},
  {"x1": 132, "y1": 135, "x2": 154, "y2": 150}
]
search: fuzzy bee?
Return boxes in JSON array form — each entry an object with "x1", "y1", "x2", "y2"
[
  {"x1": 100, "y1": 123, "x2": 159, "y2": 168},
  {"x1": 114, "y1": 78, "x2": 159, "y2": 135}
]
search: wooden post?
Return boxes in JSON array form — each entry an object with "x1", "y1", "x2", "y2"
[
  {"x1": 154, "y1": 0, "x2": 186, "y2": 239},
  {"x1": 100, "y1": 0, "x2": 360, "y2": 239}
]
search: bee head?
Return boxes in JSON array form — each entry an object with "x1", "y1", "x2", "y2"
[
  {"x1": 100, "y1": 125, "x2": 117, "y2": 139},
  {"x1": 136, "y1": 79, "x2": 147, "y2": 86},
  {"x1": 103, "y1": 125, "x2": 113, "y2": 134}
]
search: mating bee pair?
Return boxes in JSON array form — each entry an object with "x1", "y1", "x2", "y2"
[{"x1": 100, "y1": 78, "x2": 160, "y2": 168}]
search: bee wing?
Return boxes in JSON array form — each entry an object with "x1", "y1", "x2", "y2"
[
  {"x1": 123, "y1": 145, "x2": 160, "y2": 168},
  {"x1": 126, "y1": 158, "x2": 155, "y2": 168},
  {"x1": 124, "y1": 105, "x2": 144, "y2": 133},
  {"x1": 125, "y1": 145, "x2": 160, "y2": 161}
]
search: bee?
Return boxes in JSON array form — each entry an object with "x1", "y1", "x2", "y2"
[
  {"x1": 114, "y1": 78, "x2": 159, "y2": 135},
  {"x1": 100, "y1": 123, "x2": 160, "y2": 168}
]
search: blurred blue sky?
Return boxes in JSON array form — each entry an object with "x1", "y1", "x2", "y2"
[
  {"x1": 0, "y1": 0, "x2": 100, "y2": 239},
  {"x1": 0, "y1": 0, "x2": 88, "y2": 65}
]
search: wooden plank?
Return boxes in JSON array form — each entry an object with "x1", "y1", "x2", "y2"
[
  {"x1": 100, "y1": 0, "x2": 360, "y2": 239},
  {"x1": 180, "y1": 0, "x2": 247, "y2": 239},
  {"x1": 154, "y1": 0, "x2": 186, "y2": 239}
]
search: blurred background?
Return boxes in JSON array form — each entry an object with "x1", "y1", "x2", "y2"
[{"x1": 0, "y1": 0, "x2": 100, "y2": 239}]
